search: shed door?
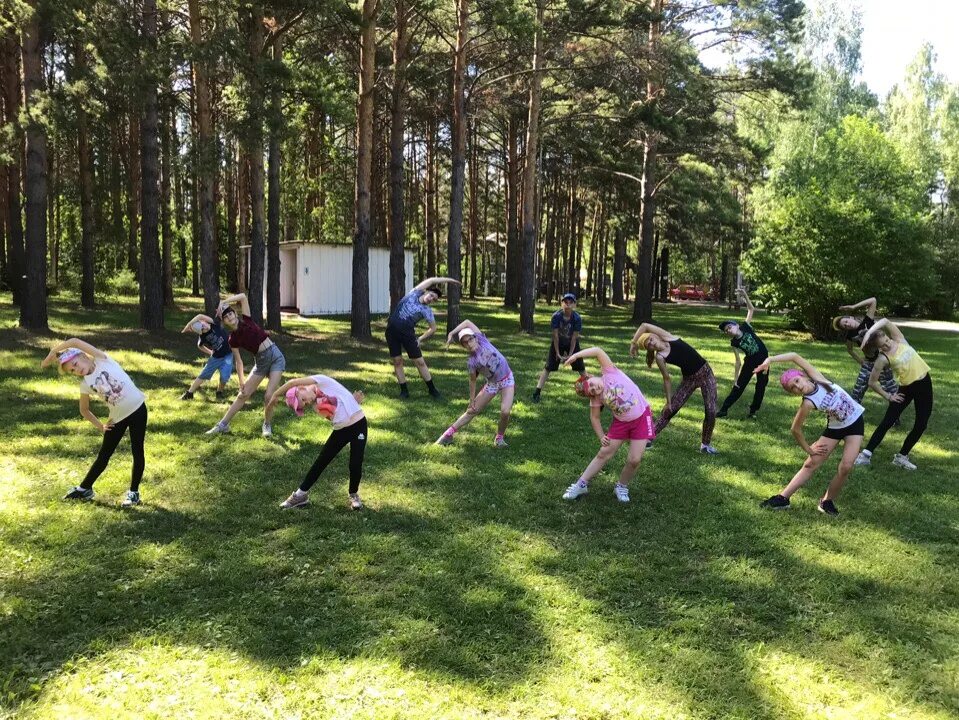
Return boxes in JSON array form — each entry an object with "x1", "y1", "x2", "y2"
[{"x1": 280, "y1": 249, "x2": 297, "y2": 308}]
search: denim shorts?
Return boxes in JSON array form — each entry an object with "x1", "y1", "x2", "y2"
[
  {"x1": 198, "y1": 353, "x2": 235, "y2": 383},
  {"x1": 252, "y1": 344, "x2": 286, "y2": 376}
]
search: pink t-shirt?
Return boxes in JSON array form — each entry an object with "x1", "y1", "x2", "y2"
[{"x1": 589, "y1": 364, "x2": 649, "y2": 421}]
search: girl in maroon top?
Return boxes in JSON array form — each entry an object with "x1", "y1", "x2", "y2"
[{"x1": 206, "y1": 293, "x2": 287, "y2": 437}]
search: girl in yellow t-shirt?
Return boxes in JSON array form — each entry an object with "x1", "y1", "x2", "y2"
[{"x1": 855, "y1": 319, "x2": 932, "y2": 471}]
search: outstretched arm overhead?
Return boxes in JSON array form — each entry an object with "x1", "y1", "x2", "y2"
[
  {"x1": 564, "y1": 346, "x2": 613, "y2": 370},
  {"x1": 839, "y1": 296, "x2": 877, "y2": 319},
  {"x1": 754, "y1": 352, "x2": 831, "y2": 384},
  {"x1": 737, "y1": 288, "x2": 755, "y2": 323},
  {"x1": 447, "y1": 319, "x2": 480, "y2": 345},
  {"x1": 182, "y1": 314, "x2": 215, "y2": 333},
  {"x1": 413, "y1": 276, "x2": 461, "y2": 293},
  {"x1": 629, "y1": 322, "x2": 677, "y2": 356},
  {"x1": 218, "y1": 293, "x2": 251, "y2": 317},
  {"x1": 265, "y1": 376, "x2": 322, "y2": 412},
  {"x1": 860, "y1": 317, "x2": 904, "y2": 348},
  {"x1": 41, "y1": 338, "x2": 107, "y2": 368}
]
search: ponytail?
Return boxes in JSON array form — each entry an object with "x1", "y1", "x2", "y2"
[{"x1": 646, "y1": 348, "x2": 656, "y2": 368}]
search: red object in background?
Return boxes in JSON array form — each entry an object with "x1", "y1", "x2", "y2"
[{"x1": 669, "y1": 284, "x2": 708, "y2": 301}]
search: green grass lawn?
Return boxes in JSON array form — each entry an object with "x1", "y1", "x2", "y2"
[{"x1": 1, "y1": 292, "x2": 957, "y2": 720}]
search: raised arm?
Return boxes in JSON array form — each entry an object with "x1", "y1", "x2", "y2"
[
  {"x1": 265, "y1": 376, "x2": 320, "y2": 411},
  {"x1": 565, "y1": 346, "x2": 613, "y2": 370},
  {"x1": 754, "y1": 352, "x2": 830, "y2": 384},
  {"x1": 447, "y1": 319, "x2": 481, "y2": 344},
  {"x1": 629, "y1": 322, "x2": 677, "y2": 355},
  {"x1": 41, "y1": 338, "x2": 106, "y2": 368},
  {"x1": 219, "y1": 293, "x2": 251, "y2": 317},
  {"x1": 182, "y1": 314, "x2": 214, "y2": 333},
  {"x1": 860, "y1": 317, "x2": 904, "y2": 348},
  {"x1": 839, "y1": 296, "x2": 877, "y2": 318},
  {"x1": 413, "y1": 276, "x2": 461, "y2": 293},
  {"x1": 738, "y1": 289, "x2": 755, "y2": 323}
]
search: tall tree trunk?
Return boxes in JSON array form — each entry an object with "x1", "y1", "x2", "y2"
[
  {"x1": 225, "y1": 138, "x2": 238, "y2": 291},
  {"x1": 425, "y1": 116, "x2": 436, "y2": 276},
  {"x1": 503, "y1": 115, "x2": 519, "y2": 307},
  {"x1": 351, "y1": 0, "x2": 378, "y2": 339},
  {"x1": 76, "y1": 43, "x2": 95, "y2": 308},
  {"x1": 237, "y1": 146, "x2": 249, "y2": 291},
  {"x1": 161, "y1": 90, "x2": 174, "y2": 307},
  {"x1": 172, "y1": 112, "x2": 186, "y2": 278},
  {"x1": 189, "y1": 0, "x2": 219, "y2": 314},
  {"x1": 19, "y1": 3, "x2": 47, "y2": 329},
  {"x1": 127, "y1": 113, "x2": 140, "y2": 274},
  {"x1": 519, "y1": 2, "x2": 545, "y2": 333},
  {"x1": 241, "y1": 7, "x2": 266, "y2": 324},
  {"x1": 139, "y1": 0, "x2": 164, "y2": 330},
  {"x1": 468, "y1": 119, "x2": 479, "y2": 299},
  {"x1": 632, "y1": 0, "x2": 662, "y2": 324},
  {"x1": 266, "y1": 31, "x2": 283, "y2": 331},
  {"x1": 446, "y1": 0, "x2": 468, "y2": 330},
  {"x1": 110, "y1": 122, "x2": 124, "y2": 270},
  {"x1": 388, "y1": 0, "x2": 409, "y2": 309},
  {"x1": 3, "y1": 35, "x2": 24, "y2": 304},
  {"x1": 612, "y1": 223, "x2": 625, "y2": 304}
]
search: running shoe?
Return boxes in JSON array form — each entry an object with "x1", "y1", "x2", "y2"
[
  {"x1": 562, "y1": 480, "x2": 589, "y2": 500},
  {"x1": 280, "y1": 490, "x2": 309, "y2": 509},
  {"x1": 892, "y1": 453, "x2": 917, "y2": 470},
  {"x1": 760, "y1": 494, "x2": 791, "y2": 510},
  {"x1": 262, "y1": 422, "x2": 273, "y2": 438},
  {"x1": 700, "y1": 443, "x2": 719, "y2": 454},
  {"x1": 854, "y1": 450, "x2": 872, "y2": 467},
  {"x1": 435, "y1": 431, "x2": 454, "y2": 446},
  {"x1": 818, "y1": 499, "x2": 839, "y2": 516},
  {"x1": 121, "y1": 490, "x2": 141, "y2": 508},
  {"x1": 349, "y1": 493, "x2": 364, "y2": 510},
  {"x1": 180, "y1": 390, "x2": 194, "y2": 401},
  {"x1": 64, "y1": 486, "x2": 94, "y2": 501},
  {"x1": 494, "y1": 436, "x2": 508, "y2": 448},
  {"x1": 614, "y1": 484, "x2": 630, "y2": 503},
  {"x1": 206, "y1": 422, "x2": 231, "y2": 435},
  {"x1": 531, "y1": 390, "x2": 541, "y2": 404}
]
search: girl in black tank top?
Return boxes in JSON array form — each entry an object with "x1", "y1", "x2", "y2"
[{"x1": 630, "y1": 323, "x2": 718, "y2": 453}]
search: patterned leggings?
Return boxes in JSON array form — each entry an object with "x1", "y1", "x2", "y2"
[
  {"x1": 654, "y1": 363, "x2": 718, "y2": 445},
  {"x1": 851, "y1": 359, "x2": 898, "y2": 402}
]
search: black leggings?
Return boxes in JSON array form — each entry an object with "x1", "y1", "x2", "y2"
[
  {"x1": 719, "y1": 356, "x2": 769, "y2": 414},
  {"x1": 866, "y1": 374, "x2": 933, "y2": 456},
  {"x1": 80, "y1": 403, "x2": 148, "y2": 491},
  {"x1": 300, "y1": 416, "x2": 368, "y2": 494}
]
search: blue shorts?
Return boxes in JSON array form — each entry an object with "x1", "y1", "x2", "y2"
[{"x1": 198, "y1": 353, "x2": 234, "y2": 384}]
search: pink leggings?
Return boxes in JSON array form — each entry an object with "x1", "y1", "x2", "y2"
[{"x1": 654, "y1": 363, "x2": 717, "y2": 445}]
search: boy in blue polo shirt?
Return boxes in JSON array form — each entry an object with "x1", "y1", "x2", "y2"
[
  {"x1": 180, "y1": 314, "x2": 243, "y2": 400},
  {"x1": 532, "y1": 293, "x2": 584, "y2": 403}
]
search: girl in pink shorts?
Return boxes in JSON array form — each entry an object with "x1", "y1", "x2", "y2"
[{"x1": 562, "y1": 346, "x2": 654, "y2": 503}]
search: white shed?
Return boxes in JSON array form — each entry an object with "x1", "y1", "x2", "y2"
[{"x1": 240, "y1": 242, "x2": 414, "y2": 316}]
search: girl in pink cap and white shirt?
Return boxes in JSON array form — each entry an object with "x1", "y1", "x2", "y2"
[
  {"x1": 266, "y1": 374, "x2": 367, "y2": 510},
  {"x1": 753, "y1": 352, "x2": 864, "y2": 516},
  {"x1": 562, "y1": 346, "x2": 654, "y2": 504}
]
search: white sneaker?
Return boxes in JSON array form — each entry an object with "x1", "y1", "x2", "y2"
[
  {"x1": 435, "y1": 431, "x2": 454, "y2": 446},
  {"x1": 614, "y1": 484, "x2": 630, "y2": 503},
  {"x1": 854, "y1": 450, "x2": 872, "y2": 466},
  {"x1": 562, "y1": 481, "x2": 589, "y2": 500},
  {"x1": 700, "y1": 443, "x2": 719, "y2": 455},
  {"x1": 349, "y1": 493, "x2": 364, "y2": 510},
  {"x1": 892, "y1": 453, "x2": 917, "y2": 470},
  {"x1": 206, "y1": 422, "x2": 230, "y2": 435},
  {"x1": 494, "y1": 436, "x2": 508, "y2": 448},
  {"x1": 121, "y1": 490, "x2": 141, "y2": 507},
  {"x1": 262, "y1": 422, "x2": 273, "y2": 438}
]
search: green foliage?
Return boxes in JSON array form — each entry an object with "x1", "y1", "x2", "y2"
[
  {"x1": 745, "y1": 115, "x2": 934, "y2": 336},
  {"x1": 104, "y1": 268, "x2": 139, "y2": 297}
]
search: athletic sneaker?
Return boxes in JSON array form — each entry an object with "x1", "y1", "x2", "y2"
[
  {"x1": 854, "y1": 450, "x2": 872, "y2": 467},
  {"x1": 760, "y1": 494, "x2": 790, "y2": 510},
  {"x1": 64, "y1": 486, "x2": 94, "y2": 501},
  {"x1": 818, "y1": 498, "x2": 839, "y2": 516},
  {"x1": 121, "y1": 490, "x2": 141, "y2": 508},
  {"x1": 614, "y1": 484, "x2": 630, "y2": 503},
  {"x1": 531, "y1": 390, "x2": 541, "y2": 404},
  {"x1": 280, "y1": 490, "x2": 309, "y2": 509},
  {"x1": 262, "y1": 422, "x2": 273, "y2": 438},
  {"x1": 892, "y1": 453, "x2": 917, "y2": 470},
  {"x1": 494, "y1": 436, "x2": 508, "y2": 448},
  {"x1": 215, "y1": 389, "x2": 225, "y2": 400},
  {"x1": 206, "y1": 422, "x2": 231, "y2": 435},
  {"x1": 747, "y1": 411, "x2": 759, "y2": 420},
  {"x1": 700, "y1": 443, "x2": 719, "y2": 454},
  {"x1": 562, "y1": 480, "x2": 589, "y2": 500},
  {"x1": 349, "y1": 493, "x2": 364, "y2": 510},
  {"x1": 435, "y1": 431, "x2": 455, "y2": 446},
  {"x1": 399, "y1": 386, "x2": 410, "y2": 399},
  {"x1": 180, "y1": 390, "x2": 194, "y2": 401}
]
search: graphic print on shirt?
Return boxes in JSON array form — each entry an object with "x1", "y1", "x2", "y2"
[
  {"x1": 604, "y1": 381, "x2": 639, "y2": 418},
  {"x1": 92, "y1": 370, "x2": 127, "y2": 406},
  {"x1": 819, "y1": 386, "x2": 858, "y2": 424},
  {"x1": 392, "y1": 291, "x2": 434, "y2": 330},
  {"x1": 736, "y1": 332, "x2": 760, "y2": 356},
  {"x1": 315, "y1": 391, "x2": 339, "y2": 420}
]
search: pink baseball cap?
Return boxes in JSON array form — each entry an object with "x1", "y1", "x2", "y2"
[
  {"x1": 58, "y1": 348, "x2": 83, "y2": 365},
  {"x1": 285, "y1": 387, "x2": 305, "y2": 416},
  {"x1": 780, "y1": 368, "x2": 804, "y2": 390}
]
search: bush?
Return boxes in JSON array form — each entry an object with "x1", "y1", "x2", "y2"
[{"x1": 105, "y1": 269, "x2": 139, "y2": 297}]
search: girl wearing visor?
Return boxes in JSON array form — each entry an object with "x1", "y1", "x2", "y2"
[
  {"x1": 40, "y1": 339, "x2": 148, "y2": 507},
  {"x1": 753, "y1": 353, "x2": 864, "y2": 516},
  {"x1": 266, "y1": 375, "x2": 368, "y2": 510},
  {"x1": 435, "y1": 320, "x2": 515, "y2": 448}
]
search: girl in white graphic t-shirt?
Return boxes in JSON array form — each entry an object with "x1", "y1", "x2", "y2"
[
  {"x1": 266, "y1": 374, "x2": 367, "y2": 511},
  {"x1": 41, "y1": 339, "x2": 148, "y2": 508},
  {"x1": 752, "y1": 352, "x2": 864, "y2": 516}
]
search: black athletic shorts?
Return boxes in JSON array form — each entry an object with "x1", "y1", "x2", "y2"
[
  {"x1": 386, "y1": 324, "x2": 422, "y2": 360},
  {"x1": 545, "y1": 341, "x2": 584, "y2": 372},
  {"x1": 821, "y1": 414, "x2": 865, "y2": 440}
]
